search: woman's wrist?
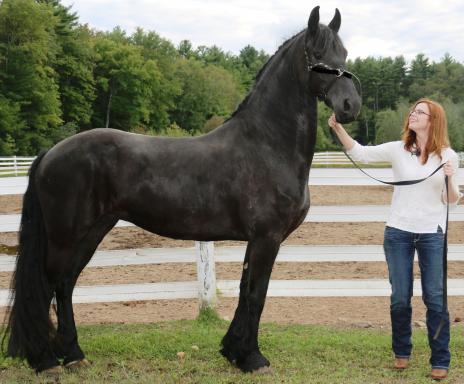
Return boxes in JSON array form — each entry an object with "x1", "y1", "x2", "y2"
[{"x1": 330, "y1": 123, "x2": 342, "y2": 134}]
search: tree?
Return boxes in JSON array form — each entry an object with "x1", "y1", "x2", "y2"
[
  {"x1": 195, "y1": 45, "x2": 228, "y2": 67},
  {"x1": 39, "y1": 1, "x2": 96, "y2": 131},
  {"x1": 131, "y1": 28, "x2": 181, "y2": 132},
  {"x1": 0, "y1": 0, "x2": 62, "y2": 154},
  {"x1": 92, "y1": 31, "x2": 163, "y2": 132},
  {"x1": 170, "y1": 58, "x2": 242, "y2": 133},
  {"x1": 178, "y1": 39, "x2": 193, "y2": 59},
  {"x1": 348, "y1": 56, "x2": 406, "y2": 112},
  {"x1": 428, "y1": 54, "x2": 464, "y2": 103},
  {"x1": 0, "y1": 95, "x2": 24, "y2": 154},
  {"x1": 441, "y1": 97, "x2": 464, "y2": 151},
  {"x1": 406, "y1": 53, "x2": 434, "y2": 101},
  {"x1": 374, "y1": 100, "x2": 409, "y2": 144},
  {"x1": 237, "y1": 45, "x2": 269, "y2": 91}
]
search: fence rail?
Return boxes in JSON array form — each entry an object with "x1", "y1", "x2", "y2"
[
  {"x1": 1, "y1": 153, "x2": 464, "y2": 174},
  {"x1": 312, "y1": 151, "x2": 371, "y2": 166},
  {"x1": 1, "y1": 245, "x2": 464, "y2": 306},
  {"x1": 312, "y1": 151, "x2": 464, "y2": 167}
]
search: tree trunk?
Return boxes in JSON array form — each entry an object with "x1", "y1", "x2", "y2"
[{"x1": 105, "y1": 89, "x2": 113, "y2": 128}]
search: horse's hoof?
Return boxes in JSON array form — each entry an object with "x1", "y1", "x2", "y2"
[
  {"x1": 238, "y1": 351, "x2": 270, "y2": 373},
  {"x1": 37, "y1": 365, "x2": 63, "y2": 380},
  {"x1": 252, "y1": 366, "x2": 273, "y2": 375},
  {"x1": 64, "y1": 358, "x2": 91, "y2": 371}
]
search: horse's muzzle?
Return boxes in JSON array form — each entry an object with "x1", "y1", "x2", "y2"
[{"x1": 335, "y1": 111, "x2": 358, "y2": 124}]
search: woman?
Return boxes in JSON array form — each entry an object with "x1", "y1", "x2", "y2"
[{"x1": 328, "y1": 98, "x2": 461, "y2": 381}]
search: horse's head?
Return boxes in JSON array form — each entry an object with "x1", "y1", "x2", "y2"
[{"x1": 305, "y1": 6, "x2": 361, "y2": 124}]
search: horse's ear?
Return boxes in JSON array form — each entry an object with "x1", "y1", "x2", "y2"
[
  {"x1": 328, "y1": 8, "x2": 341, "y2": 33},
  {"x1": 307, "y1": 6, "x2": 320, "y2": 39}
]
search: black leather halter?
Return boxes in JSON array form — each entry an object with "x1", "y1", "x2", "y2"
[{"x1": 304, "y1": 48, "x2": 362, "y2": 101}]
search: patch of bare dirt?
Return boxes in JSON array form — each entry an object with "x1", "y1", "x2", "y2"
[{"x1": 0, "y1": 194, "x2": 22, "y2": 214}]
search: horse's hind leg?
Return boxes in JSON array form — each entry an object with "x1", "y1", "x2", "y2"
[
  {"x1": 221, "y1": 237, "x2": 280, "y2": 372},
  {"x1": 53, "y1": 277, "x2": 86, "y2": 367},
  {"x1": 49, "y1": 216, "x2": 118, "y2": 368}
]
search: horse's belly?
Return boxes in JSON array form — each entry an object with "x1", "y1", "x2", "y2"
[{"x1": 121, "y1": 200, "x2": 247, "y2": 241}]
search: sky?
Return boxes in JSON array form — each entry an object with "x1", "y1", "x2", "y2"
[{"x1": 61, "y1": 0, "x2": 464, "y2": 63}]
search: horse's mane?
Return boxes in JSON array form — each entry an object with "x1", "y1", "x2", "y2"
[
  {"x1": 227, "y1": 24, "x2": 341, "y2": 119},
  {"x1": 228, "y1": 30, "x2": 305, "y2": 119}
]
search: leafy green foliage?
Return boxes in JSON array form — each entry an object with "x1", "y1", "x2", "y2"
[
  {"x1": 170, "y1": 58, "x2": 241, "y2": 133},
  {"x1": 0, "y1": 0, "x2": 62, "y2": 154},
  {"x1": 91, "y1": 32, "x2": 162, "y2": 132}
]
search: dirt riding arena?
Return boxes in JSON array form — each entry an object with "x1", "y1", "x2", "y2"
[{"x1": 1, "y1": 185, "x2": 464, "y2": 328}]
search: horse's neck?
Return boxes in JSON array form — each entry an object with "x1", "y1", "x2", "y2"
[{"x1": 236, "y1": 37, "x2": 317, "y2": 167}]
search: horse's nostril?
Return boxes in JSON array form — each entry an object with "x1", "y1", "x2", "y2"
[{"x1": 344, "y1": 99, "x2": 351, "y2": 111}]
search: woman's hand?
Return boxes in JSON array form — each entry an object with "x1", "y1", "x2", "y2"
[
  {"x1": 328, "y1": 113, "x2": 342, "y2": 130},
  {"x1": 442, "y1": 160, "x2": 461, "y2": 204},
  {"x1": 326, "y1": 113, "x2": 355, "y2": 151},
  {"x1": 443, "y1": 160, "x2": 455, "y2": 177}
]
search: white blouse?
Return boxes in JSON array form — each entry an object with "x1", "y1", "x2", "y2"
[{"x1": 347, "y1": 140, "x2": 462, "y2": 233}]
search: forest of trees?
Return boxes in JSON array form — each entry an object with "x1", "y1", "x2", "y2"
[{"x1": 1, "y1": 0, "x2": 463, "y2": 155}]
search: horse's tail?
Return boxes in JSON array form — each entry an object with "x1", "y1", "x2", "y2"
[{"x1": 1, "y1": 151, "x2": 56, "y2": 370}]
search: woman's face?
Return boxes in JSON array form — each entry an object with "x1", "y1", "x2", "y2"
[{"x1": 408, "y1": 102, "x2": 431, "y2": 136}]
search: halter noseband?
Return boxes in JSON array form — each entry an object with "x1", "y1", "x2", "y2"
[{"x1": 304, "y1": 48, "x2": 362, "y2": 101}]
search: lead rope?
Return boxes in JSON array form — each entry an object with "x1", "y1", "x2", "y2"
[
  {"x1": 330, "y1": 131, "x2": 449, "y2": 338},
  {"x1": 434, "y1": 175, "x2": 448, "y2": 340}
]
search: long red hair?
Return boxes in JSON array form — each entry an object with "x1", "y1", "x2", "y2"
[{"x1": 401, "y1": 98, "x2": 449, "y2": 164}]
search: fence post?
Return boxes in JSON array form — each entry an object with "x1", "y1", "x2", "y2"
[
  {"x1": 13, "y1": 156, "x2": 18, "y2": 176},
  {"x1": 195, "y1": 241, "x2": 217, "y2": 310}
]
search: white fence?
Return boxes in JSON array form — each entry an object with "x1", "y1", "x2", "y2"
[
  {"x1": 1, "y1": 156, "x2": 464, "y2": 309},
  {"x1": 0, "y1": 156, "x2": 36, "y2": 176}
]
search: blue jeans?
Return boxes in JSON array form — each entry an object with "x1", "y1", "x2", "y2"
[{"x1": 383, "y1": 226, "x2": 450, "y2": 369}]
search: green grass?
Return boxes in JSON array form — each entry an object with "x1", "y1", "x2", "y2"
[
  {"x1": 0, "y1": 172, "x2": 28, "y2": 178},
  {"x1": 0, "y1": 318, "x2": 462, "y2": 383},
  {"x1": 0, "y1": 244, "x2": 17, "y2": 255}
]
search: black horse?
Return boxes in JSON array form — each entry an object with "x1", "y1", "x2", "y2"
[{"x1": 3, "y1": 6, "x2": 360, "y2": 374}]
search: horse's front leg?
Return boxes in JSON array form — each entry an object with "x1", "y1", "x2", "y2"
[{"x1": 221, "y1": 236, "x2": 280, "y2": 372}]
